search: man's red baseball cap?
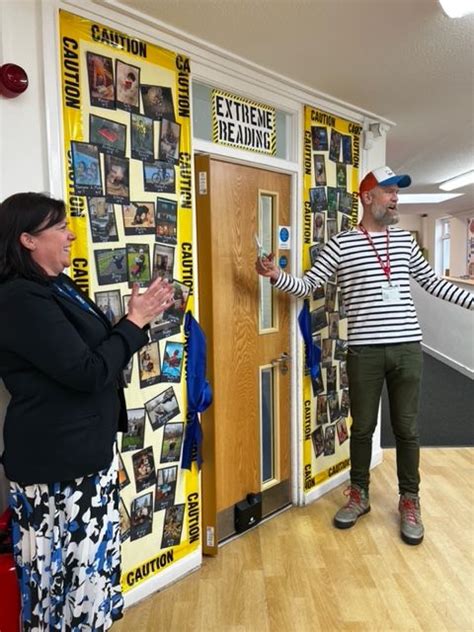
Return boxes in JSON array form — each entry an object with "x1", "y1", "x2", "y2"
[{"x1": 359, "y1": 166, "x2": 411, "y2": 196}]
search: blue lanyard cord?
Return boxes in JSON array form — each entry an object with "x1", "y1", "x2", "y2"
[{"x1": 53, "y1": 281, "x2": 101, "y2": 319}]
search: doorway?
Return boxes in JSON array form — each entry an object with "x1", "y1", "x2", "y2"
[{"x1": 194, "y1": 156, "x2": 292, "y2": 553}]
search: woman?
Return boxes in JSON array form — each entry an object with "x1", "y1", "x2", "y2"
[{"x1": 0, "y1": 192, "x2": 174, "y2": 631}]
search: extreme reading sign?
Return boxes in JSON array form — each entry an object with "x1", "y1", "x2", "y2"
[{"x1": 212, "y1": 89, "x2": 276, "y2": 155}]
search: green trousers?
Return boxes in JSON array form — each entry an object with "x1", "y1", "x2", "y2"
[{"x1": 347, "y1": 342, "x2": 423, "y2": 495}]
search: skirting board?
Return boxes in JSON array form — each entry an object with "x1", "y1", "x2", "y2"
[
  {"x1": 302, "y1": 447, "x2": 384, "y2": 505},
  {"x1": 421, "y1": 343, "x2": 474, "y2": 380},
  {"x1": 124, "y1": 549, "x2": 201, "y2": 609}
]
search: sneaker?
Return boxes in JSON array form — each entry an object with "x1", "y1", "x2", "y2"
[
  {"x1": 399, "y1": 493, "x2": 424, "y2": 545},
  {"x1": 333, "y1": 484, "x2": 370, "y2": 529}
]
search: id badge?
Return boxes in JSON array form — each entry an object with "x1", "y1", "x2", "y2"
[{"x1": 381, "y1": 282, "x2": 401, "y2": 303}]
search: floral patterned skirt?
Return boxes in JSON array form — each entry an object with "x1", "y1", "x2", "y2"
[{"x1": 9, "y1": 451, "x2": 123, "y2": 632}]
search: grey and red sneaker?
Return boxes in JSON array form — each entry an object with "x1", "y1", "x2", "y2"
[
  {"x1": 333, "y1": 484, "x2": 370, "y2": 529},
  {"x1": 399, "y1": 493, "x2": 424, "y2": 545}
]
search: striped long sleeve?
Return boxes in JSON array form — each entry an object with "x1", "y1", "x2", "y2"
[
  {"x1": 275, "y1": 236, "x2": 341, "y2": 297},
  {"x1": 274, "y1": 228, "x2": 473, "y2": 345},
  {"x1": 409, "y1": 241, "x2": 474, "y2": 309}
]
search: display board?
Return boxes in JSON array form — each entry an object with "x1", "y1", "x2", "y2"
[
  {"x1": 59, "y1": 10, "x2": 199, "y2": 594},
  {"x1": 211, "y1": 89, "x2": 276, "y2": 155},
  {"x1": 302, "y1": 106, "x2": 362, "y2": 490}
]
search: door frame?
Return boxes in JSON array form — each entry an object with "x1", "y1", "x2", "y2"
[{"x1": 193, "y1": 146, "x2": 304, "y2": 553}]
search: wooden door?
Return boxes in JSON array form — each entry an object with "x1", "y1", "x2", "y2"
[{"x1": 195, "y1": 156, "x2": 291, "y2": 554}]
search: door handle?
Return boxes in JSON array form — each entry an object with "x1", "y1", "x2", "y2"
[{"x1": 271, "y1": 352, "x2": 290, "y2": 374}]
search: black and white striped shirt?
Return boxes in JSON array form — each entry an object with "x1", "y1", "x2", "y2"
[{"x1": 275, "y1": 228, "x2": 473, "y2": 345}]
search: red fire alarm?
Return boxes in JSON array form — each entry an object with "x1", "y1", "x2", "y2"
[{"x1": 0, "y1": 63, "x2": 29, "y2": 98}]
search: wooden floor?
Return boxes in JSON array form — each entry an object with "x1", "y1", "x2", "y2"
[{"x1": 114, "y1": 448, "x2": 474, "y2": 632}]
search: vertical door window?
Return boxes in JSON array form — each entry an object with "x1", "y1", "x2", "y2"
[
  {"x1": 258, "y1": 193, "x2": 276, "y2": 331},
  {"x1": 260, "y1": 367, "x2": 277, "y2": 485}
]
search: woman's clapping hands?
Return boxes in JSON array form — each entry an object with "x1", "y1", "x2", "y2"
[{"x1": 126, "y1": 276, "x2": 175, "y2": 328}]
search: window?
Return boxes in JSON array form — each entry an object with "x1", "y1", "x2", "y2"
[{"x1": 440, "y1": 218, "x2": 451, "y2": 276}]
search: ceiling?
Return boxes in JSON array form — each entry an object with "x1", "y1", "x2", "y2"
[{"x1": 99, "y1": 0, "x2": 474, "y2": 215}]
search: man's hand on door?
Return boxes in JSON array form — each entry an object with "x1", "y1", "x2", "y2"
[{"x1": 255, "y1": 253, "x2": 280, "y2": 281}]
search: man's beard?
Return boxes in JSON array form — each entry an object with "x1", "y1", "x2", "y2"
[{"x1": 372, "y1": 206, "x2": 399, "y2": 226}]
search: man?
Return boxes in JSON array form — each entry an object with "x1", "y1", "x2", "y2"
[{"x1": 256, "y1": 166, "x2": 473, "y2": 545}]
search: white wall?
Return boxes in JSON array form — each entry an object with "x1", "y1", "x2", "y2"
[
  {"x1": 397, "y1": 214, "x2": 422, "y2": 234},
  {"x1": 0, "y1": 0, "x2": 54, "y2": 509},
  {"x1": 398, "y1": 212, "x2": 474, "y2": 377},
  {"x1": 449, "y1": 211, "x2": 471, "y2": 277},
  {"x1": 0, "y1": 1, "x2": 50, "y2": 198},
  {"x1": 411, "y1": 281, "x2": 474, "y2": 375}
]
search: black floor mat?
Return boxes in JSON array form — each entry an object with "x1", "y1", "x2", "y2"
[{"x1": 381, "y1": 352, "x2": 473, "y2": 447}]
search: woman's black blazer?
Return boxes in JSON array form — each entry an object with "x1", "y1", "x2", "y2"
[{"x1": 0, "y1": 274, "x2": 148, "y2": 485}]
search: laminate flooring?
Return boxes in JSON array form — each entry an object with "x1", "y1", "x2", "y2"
[{"x1": 113, "y1": 448, "x2": 474, "y2": 631}]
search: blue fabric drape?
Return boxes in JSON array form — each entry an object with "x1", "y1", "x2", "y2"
[
  {"x1": 181, "y1": 312, "x2": 212, "y2": 470},
  {"x1": 298, "y1": 300, "x2": 321, "y2": 378}
]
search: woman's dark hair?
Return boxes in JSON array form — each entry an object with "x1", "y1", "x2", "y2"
[{"x1": 0, "y1": 192, "x2": 66, "y2": 282}]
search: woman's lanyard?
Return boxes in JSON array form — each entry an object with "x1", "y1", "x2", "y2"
[
  {"x1": 358, "y1": 224, "x2": 392, "y2": 285},
  {"x1": 53, "y1": 278, "x2": 102, "y2": 319}
]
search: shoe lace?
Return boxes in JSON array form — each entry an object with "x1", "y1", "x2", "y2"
[
  {"x1": 343, "y1": 486, "x2": 363, "y2": 509},
  {"x1": 400, "y1": 497, "x2": 420, "y2": 524}
]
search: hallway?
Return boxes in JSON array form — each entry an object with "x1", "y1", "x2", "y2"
[
  {"x1": 382, "y1": 353, "x2": 474, "y2": 447},
  {"x1": 114, "y1": 448, "x2": 473, "y2": 631}
]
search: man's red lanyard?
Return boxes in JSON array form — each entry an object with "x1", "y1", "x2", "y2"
[{"x1": 358, "y1": 224, "x2": 392, "y2": 284}]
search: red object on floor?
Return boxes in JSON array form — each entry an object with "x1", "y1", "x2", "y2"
[{"x1": 0, "y1": 508, "x2": 21, "y2": 632}]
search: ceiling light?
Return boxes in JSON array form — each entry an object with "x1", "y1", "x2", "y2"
[
  {"x1": 439, "y1": 170, "x2": 474, "y2": 191},
  {"x1": 438, "y1": 0, "x2": 474, "y2": 18},
  {"x1": 397, "y1": 193, "x2": 463, "y2": 204}
]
